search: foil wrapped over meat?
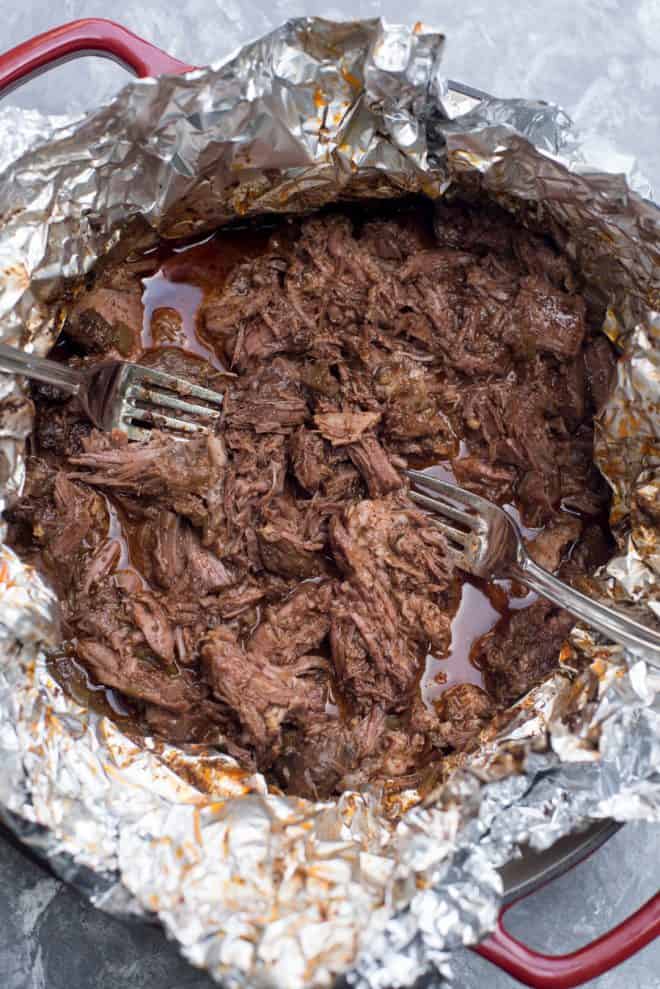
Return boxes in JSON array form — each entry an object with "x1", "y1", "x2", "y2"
[{"x1": 0, "y1": 18, "x2": 657, "y2": 989}]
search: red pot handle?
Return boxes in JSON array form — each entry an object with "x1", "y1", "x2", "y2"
[
  {"x1": 475, "y1": 890, "x2": 660, "y2": 988},
  {"x1": 0, "y1": 18, "x2": 195, "y2": 98}
]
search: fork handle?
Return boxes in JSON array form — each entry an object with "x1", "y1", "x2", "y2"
[
  {"x1": 0, "y1": 343, "x2": 83, "y2": 394},
  {"x1": 512, "y1": 552, "x2": 660, "y2": 666}
]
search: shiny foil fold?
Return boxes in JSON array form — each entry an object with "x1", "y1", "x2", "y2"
[{"x1": 0, "y1": 18, "x2": 657, "y2": 989}]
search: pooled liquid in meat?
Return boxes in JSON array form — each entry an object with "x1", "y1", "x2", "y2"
[{"x1": 6, "y1": 198, "x2": 617, "y2": 802}]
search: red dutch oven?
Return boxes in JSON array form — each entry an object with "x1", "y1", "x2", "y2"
[{"x1": 0, "y1": 18, "x2": 657, "y2": 989}]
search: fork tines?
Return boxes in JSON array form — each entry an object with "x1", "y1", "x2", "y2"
[
  {"x1": 123, "y1": 366, "x2": 225, "y2": 441},
  {"x1": 406, "y1": 468, "x2": 480, "y2": 556}
]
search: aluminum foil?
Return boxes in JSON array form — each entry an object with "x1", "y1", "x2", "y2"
[{"x1": 0, "y1": 17, "x2": 658, "y2": 989}]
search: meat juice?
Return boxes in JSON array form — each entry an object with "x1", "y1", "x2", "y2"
[{"x1": 140, "y1": 226, "x2": 273, "y2": 367}]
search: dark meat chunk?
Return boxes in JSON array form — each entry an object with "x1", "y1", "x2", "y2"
[
  {"x1": 77, "y1": 639, "x2": 204, "y2": 712},
  {"x1": 322, "y1": 463, "x2": 362, "y2": 501},
  {"x1": 273, "y1": 711, "x2": 380, "y2": 799},
  {"x1": 9, "y1": 466, "x2": 110, "y2": 596},
  {"x1": 144, "y1": 700, "x2": 239, "y2": 746},
  {"x1": 248, "y1": 581, "x2": 334, "y2": 665},
  {"x1": 347, "y1": 436, "x2": 402, "y2": 496},
  {"x1": 401, "y1": 247, "x2": 475, "y2": 281},
  {"x1": 526, "y1": 515, "x2": 582, "y2": 572},
  {"x1": 556, "y1": 424, "x2": 609, "y2": 520},
  {"x1": 561, "y1": 356, "x2": 587, "y2": 430},
  {"x1": 464, "y1": 257, "x2": 519, "y2": 307},
  {"x1": 131, "y1": 592, "x2": 175, "y2": 663},
  {"x1": 289, "y1": 427, "x2": 329, "y2": 493},
  {"x1": 274, "y1": 719, "x2": 359, "y2": 798},
  {"x1": 274, "y1": 708, "x2": 432, "y2": 799},
  {"x1": 201, "y1": 628, "x2": 328, "y2": 757},
  {"x1": 434, "y1": 202, "x2": 515, "y2": 255},
  {"x1": 329, "y1": 498, "x2": 453, "y2": 710},
  {"x1": 34, "y1": 399, "x2": 92, "y2": 458},
  {"x1": 360, "y1": 217, "x2": 427, "y2": 262},
  {"x1": 459, "y1": 360, "x2": 588, "y2": 522},
  {"x1": 509, "y1": 275, "x2": 586, "y2": 360},
  {"x1": 562, "y1": 523, "x2": 615, "y2": 576},
  {"x1": 64, "y1": 265, "x2": 144, "y2": 358},
  {"x1": 374, "y1": 357, "x2": 458, "y2": 461},
  {"x1": 212, "y1": 579, "x2": 275, "y2": 620},
  {"x1": 427, "y1": 292, "x2": 511, "y2": 376},
  {"x1": 137, "y1": 510, "x2": 234, "y2": 593},
  {"x1": 474, "y1": 599, "x2": 576, "y2": 706},
  {"x1": 257, "y1": 522, "x2": 327, "y2": 579},
  {"x1": 224, "y1": 359, "x2": 308, "y2": 434},
  {"x1": 221, "y1": 430, "x2": 287, "y2": 563},
  {"x1": 180, "y1": 523, "x2": 235, "y2": 591},
  {"x1": 256, "y1": 494, "x2": 331, "y2": 579},
  {"x1": 225, "y1": 392, "x2": 308, "y2": 434},
  {"x1": 432, "y1": 684, "x2": 495, "y2": 751},
  {"x1": 202, "y1": 255, "x2": 296, "y2": 369},
  {"x1": 452, "y1": 456, "x2": 516, "y2": 502},
  {"x1": 5, "y1": 458, "x2": 57, "y2": 542},
  {"x1": 517, "y1": 469, "x2": 561, "y2": 526},
  {"x1": 330, "y1": 499, "x2": 453, "y2": 609},
  {"x1": 584, "y1": 336, "x2": 617, "y2": 411},
  {"x1": 330, "y1": 583, "x2": 414, "y2": 710},
  {"x1": 48, "y1": 474, "x2": 105, "y2": 562},
  {"x1": 514, "y1": 231, "x2": 572, "y2": 289},
  {"x1": 314, "y1": 410, "x2": 381, "y2": 446},
  {"x1": 69, "y1": 430, "x2": 226, "y2": 538}
]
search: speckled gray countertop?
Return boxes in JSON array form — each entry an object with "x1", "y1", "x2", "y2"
[{"x1": 0, "y1": 3, "x2": 659, "y2": 987}]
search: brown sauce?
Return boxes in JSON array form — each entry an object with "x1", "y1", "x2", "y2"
[
  {"x1": 421, "y1": 580, "x2": 493, "y2": 704},
  {"x1": 139, "y1": 226, "x2": 274, "y2": 371},
  {"x1": 420, "y1": 574, "x2": 536, "y2": 709},
  {"x1": 103, "y1": 494, "x2": 132, "y2": 572},
  {"x1": 50, "y1": 651, "x2": 134, "y2": 720},
  {"x1": 101, "y1": 494, "x2": 151, "y2": 591},
  {"x1": 142, "y1": 274, "x2": 204, "y2": 348},
  {"x1": 163, "y1": 228, "x2": 273, "y2": 285}
]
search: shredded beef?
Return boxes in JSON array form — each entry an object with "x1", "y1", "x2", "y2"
[
  {"x1": 584, "y1": 336, "x2": 617, "y2": 412},
  {"x1": 7, "y1": 200, "x2": 616, "y2": 801},
  {"x1": 432, "y1": 684, "x2": 495, "y2": 751},
  {"x1": 474, "y1": 600, "x2": 577, "y2": 706},
  {"x1": 347, "y1": 436, "x2": 402, "y2": 496},
  {"x1": 64, "y1": 261, "x2": 147, "y2": 358}
]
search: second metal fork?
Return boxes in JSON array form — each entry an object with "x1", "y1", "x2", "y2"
[
  {"x1": 0, "y1": 342, "x2": 225, "y2": 440},
  {"x1": 407, "y1": 468, "x2": 660, "y2": 665}
]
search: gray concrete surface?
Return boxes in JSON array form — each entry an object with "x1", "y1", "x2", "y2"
[{"x1": 0, "y1": 3, "x2": 659, "y2": 987}]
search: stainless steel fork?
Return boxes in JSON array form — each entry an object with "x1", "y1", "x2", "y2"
[
  {"x1": 406, "y1": 468, "x2": 660, "y2": 665},
  {"x1": 0, "y1": 342, "x2": 225, "y2": 440}
]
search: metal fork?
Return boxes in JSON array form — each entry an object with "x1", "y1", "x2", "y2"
[
  {"x1": 0, "y1": 342, "x2": 225, "y2": 440},
  {"x1": 407, "y1": 469, "x2": 660, "y2": 665}
]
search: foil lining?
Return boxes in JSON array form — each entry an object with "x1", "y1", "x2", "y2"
[{"x1": 0, "y1": 17, "x2": 658, "y2": 989}]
